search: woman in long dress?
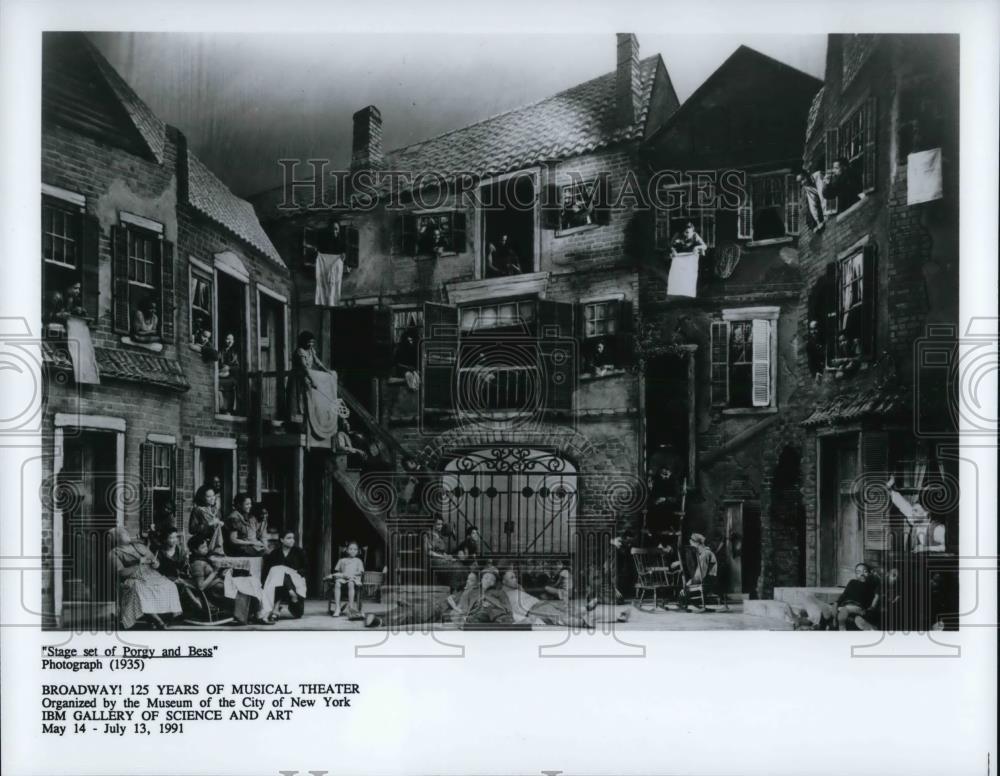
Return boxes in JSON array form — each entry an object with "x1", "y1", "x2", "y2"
[
  {"x1": 287, "y1": 330, "x2": 332, "y2": 425},
  {"x1": 107, "y1": 526, "x2": 182, "y2": 630},
  {"x1": 189, "y1": 484, "x2": 225, "y2": 555}
]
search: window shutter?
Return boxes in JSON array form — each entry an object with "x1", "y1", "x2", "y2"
[
  {"x1": 710, "y1": 321, "x2": 730, "y2": 406},
  {"x1": 824, "y1": 262, "x2": 839, "y2": 365},
  {"x1": 345, "y1": 226, "x2": 360, "y2": 269},
  {"x1": 542, "y1": 183, "x2": 562, "y2": 230},
  {"x1": 861, "y1": 431, "x2": 890, "y2": 556},
  {"x1": 402, "y1": 214, "x2": 416, "y2": 256},
  {"x1": 861, "y1": 242, "x2": 878, "y2": 359},
  {"x1": 737, "y1": 183, "x2": 753, "y2": 240},
  {"x1": 862, "y1": 97, "x2": 877, "y2": 191},
  {"x1": 824, "y1": 127, "x2": 840, "y2": 213},
  {"x1": 784, "y1": 174, "x2": 801, "y2": 236},
  {"x1": 537, "y1": 300, "x2": 575, "y2": 411},
  {"x1": 751, "y1": 318, "x2": 771, "y2": 407},
  {"x1": 173, "y1": 445, "x2": 185, "y2": 516},
  {"x1": 614, "y1": 299, "x2": 634, "y2": 368},
  {"x1": 452, "y1": 211, "x2": 467, "y2": 253},
  {"x1": 111, "y1": 225, "x2": 130, "y2": 334},
  {"x1": 139, "y1": 442, "x2": 154, "y2": 535},
  {"x1": 421, "y1": 302, "x2": 458, "y2": 411},
  {"x1": 160, "y1": 239, "x2": 174, "y2": 341},
  {"x1": 81, "y1": 214, "x2": 101, "y2": 320}
]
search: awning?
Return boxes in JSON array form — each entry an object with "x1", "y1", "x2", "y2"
[
  {"x1": 44, "y1": 342, "x2": 190, "y2": 392},
  {"x1": 801, "y1": 385, "x2": 908, "y2": 428}
]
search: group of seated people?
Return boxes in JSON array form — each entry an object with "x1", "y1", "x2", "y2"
[{"x1": 107, "y1": 481, "x2": 309, "y2": 630}]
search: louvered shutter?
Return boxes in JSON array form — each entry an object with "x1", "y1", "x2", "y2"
[
  {"x1": 784, "y1": 174, "x2": 801, "y2": 236},
  {"x1": 111, "y1": 225, "x2": 130, "y2": 333},
  {"x1": 824, "y1": 127, "x2": 839, "y2": 213},
  {"x1": 537, "y1": 300, "x2": 575, "y2": 411},
  {"x1": 861, "y1": 242, "x2": 878, "y2": 359},
  {"x1": 173, "y1": 445, "x2": 185, "y2": 516},
  {"x1": 862, "y1": 97, "x2": 877, "y2": 191},
  {"x1": 81, "y1": 214, "x2": 101, "y2": 320},
  {"x1": 736, "y1": 181, "x2": 752, "y2": 240},
  {"x1": 751, "y1": 318, "x2": 771, "y2": 407},
  {"x1": 160, "y1": 239, "x2": 174, "y2": 341},
  {"x1": 139, "y1": 442, "x2": 154, "y2": 535},
  {"x1": 861, "y1": 431, "x2": 890, "y2": 556},
  {"x1": 422, "y1": 302, "x2": 458, "y2": 411},
  {"x1": 710, "y1": 321, "x2": 730, "y2": 406}
]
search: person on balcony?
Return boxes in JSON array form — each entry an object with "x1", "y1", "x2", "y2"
[
  {"x1": 218, "y1": 333, "x2": 241, "y2": 413},
  {"x1": 288, "y1": 331, "x2": 337, "y2": 437}
]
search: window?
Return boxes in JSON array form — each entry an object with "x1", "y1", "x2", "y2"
[
  {"x1": 736, "y1": 171, "x2": 799, "y2": 243},
  {"x1": 482, "y1": 174, "x2": 535, "y2": 277},
  {"x1": 216, "y1": 268, "x2": 249, "y2": 416},
  {"x1": 827, "y1": 243, "x2": 877, "y2": 362},
  {"x1": 112, "y1": 218, "x2": 174, "y2": 343},
  {"x1": 583, "y1": 301, "x2": 616, "y2": 339},
  {"x1": 580, "y1": 298, "x2": 632, "y2": 375},
  {"x1": 139, "y1": 441, "x2": 178, "y2": 534},
  {"x1": 392, "y1": 211, "x2": 466, "y2": 257},
  {"x1": 655, "y1": 182, "x2": 716, "y2": 251},
  {"x1": 898, "y1": 77, "x2": 947, "y2": 162},
  {"x1": 42, "y1": 197, "x2": 87, "y2": 328},
  {"x1": 460, "y1": 300, "x2": 536, "y2": 333},
  {"x1": 823, "y1": 98, "x2": 876, "y2": 215},
  {"x1": 711, "y1": 307, "x2": 778, "y2": 409},
  {"x1": 189, "y1": 265, "x2": 214, "y2": 347},
  {"x1": 303, "y1": 220, "x2": 360, "y2": 268},
  {"x1": 392, "y1": 308, "x2": 423, "y2": 346},
  {"x1": 557, "y1": 178, "x2": 610, "y2": 233}
]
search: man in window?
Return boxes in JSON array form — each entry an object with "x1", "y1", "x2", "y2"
[
  {"x1": 824, "y1": 156, "x2": 863, "y2": 209},
  {"x1": 560, "y1": 188, "x2": 593, "y2": 230},
  {"x1": 485, "y1": 233, "x2": 522, "y2": 277},
  {"x1": 417, "y1": 219, "x2": 447, "y2": 256}
]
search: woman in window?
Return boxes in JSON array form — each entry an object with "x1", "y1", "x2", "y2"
[
  {"x1": 131, "y1": 296, "x2": 160, "y2": 343},
  {"x1": 107, "y1": 525, "x2": 182, "y2": 630},
  {"x1": 218, "y1": 332, "x2": 241, "y2": 412}
]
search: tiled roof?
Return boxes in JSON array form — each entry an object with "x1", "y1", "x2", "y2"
[
  {"x1": 385, "y1": 55, "x2": 662, "y2": 176},
  {"x1": 83, "y1": 35, "x2": 167, "y2": 163},
  {"x1": 43, "y1": 342, "x2": 190, "y2": 392},
  {"x1": 187, "y1": 151, "x2": 284, "y2": 266},
  {"x1": 805, "y1": 85, "x2": 825, "y2": 141},
  {"x1": 801, "y1": 385, "x2": 908, "y2": 428}
]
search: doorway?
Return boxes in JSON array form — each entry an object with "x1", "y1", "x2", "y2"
[
  {"x1": 724, "y1": 501, "x2": 761, "y2": 597},
  {"x1": 481, "y1": 174, "x2": 536, "y2": 277},
  {"x1": 59, "y1": 430, "x2": 119, "y2": 610},
  {"x1": 819, "y1": 433, "x2": 862, "y2": 586},
  {"x1": 644, "y1": 351, "x2": 694, "y2": 484},
  {"x1": 197, "y1": 445, "x2": 235, "y2": 519}
]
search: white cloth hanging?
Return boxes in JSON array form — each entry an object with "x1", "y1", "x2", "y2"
[
  {"x1": 314, "y1": 252, "x2": 344, "y2": 306},
  {"x1": 667, "y1": 251, "x2": 699, "y2": 297},
  {"x1": 907, "y1": 148, "x2": 943, "y2": 205}
]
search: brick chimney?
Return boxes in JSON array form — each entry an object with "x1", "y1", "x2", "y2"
[
  {"x1": 616, "y1": 33, "x2": 641, "y2": 127},
  {"x1": 351, "y1": 105, "x2": 384, "y2": 171}
]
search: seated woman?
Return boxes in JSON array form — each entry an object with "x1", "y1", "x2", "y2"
[
  {"x1": 154, "y1": 526, "x2": 200, "y2": 615},
  {"x1": 107, "y1": 526, "x2": 182, "y2": 630},
  {"x1": 262, "y1": 531, "x2": 308, "y2": 622},
  {"x1": 224, "y1": 493, "x2": 268, "y2": 557},
  {"x1": 189, "y1": 485, "x2": 225, "y2": 556},
  {"x1": 187, "y1": 536, "x2": 271, "y2": 625},
  {"x1": 327, "y1": 541, "x2": 365, "y2": 618},
  {"x1": 131, "y1": 297, "x2": 160, "y2": 343}
]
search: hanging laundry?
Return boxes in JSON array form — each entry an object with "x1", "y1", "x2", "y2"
[
  {"x1": 66, "y1": 315, "x2": 100, "y2": 384},
  {"x1": 907, "y1": 148, "x2": 943, "y2": 205},
  {"x1": 667, "y1": 251, "x2": 699, "y2": 297},
  {"x1": 314, "y1": 252, "x2": 344, "y2": 306}
]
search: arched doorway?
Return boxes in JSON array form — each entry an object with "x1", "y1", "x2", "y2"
[{"x1": 440, "y1": 447, "x2": 578, "y2": 557}]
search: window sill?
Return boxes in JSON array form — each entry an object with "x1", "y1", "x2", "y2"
[
  {"x1": 580, "y1": 368, "x2": 627, "y2": 381},
  {"x1": 215, "y1": 413, "x2": 248, "y2": 422},
  {"x1": 746, "y1": 236, "x2": 794, "y2": 248},
  {"x1": 120, "y1": 336, "x2": 163, "y2": 353},
  {"x1": 721, "y1": 406, "x2": 778, "y2": 416},
  {"x1": 555, "y1": 223, "x2": 601, "y2": 238},
  {"x1": 835, "y1": 193, "x2": 872, "y2": 222}
]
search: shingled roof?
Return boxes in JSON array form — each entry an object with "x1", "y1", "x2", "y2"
[
  {"x1": 187, "y1": 150, "x2": 284, "y2": 266},
  {"x1": 805, "y1": 85, "x2": 826, "y2": 142},
  {"x1": 43, "y1": 342, "x2": 190, "y2": 392},
  {"x1": 801, "y1": 385, "x2": 908, "y2": 428},
  {"x1": 385, "y1": 55, "x2": 663, "y2": 176}
]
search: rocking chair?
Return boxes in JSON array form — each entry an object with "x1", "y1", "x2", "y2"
[{"x1": 631, "y1": 548, "x2": 682, "y2": 611}]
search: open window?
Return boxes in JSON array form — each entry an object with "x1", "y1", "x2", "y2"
[
  {"x1": 257, "y1": 288, "x2": 288, "y2": 420},
  {"x1": 392, "y1": 211, "x2": 466, "y2": 258},
  {"x1": 189, "y1": 262, "x2": 214, "y2": 348},
  {"x1": 139, "y1": 441, "x2": 181, "y2": 535},
  {"x1": 655, "y1": 181, "x2": 716, "y2": 252},
  {"x1": 898, "y1": 76, "x2": 948, "y2": 162},
  {"x1": 711, "y1": 307, "x2": 779, "y2": 410},
  {"x1": 825, "y1": 242, "x2": 877, "y2": 364},
  {"x1": 112, "y1": 215, "x2": 174, "y2": 346},
  {"x1": 736, "y1": 171, "x2": 799, "y2": 244},
  {"x1": 481, "y1": 174, "x2": 535, "y2": 277},
  {"x1": 555, "y1": 177, "x2": 610, "y2": 235},
  {"x1": 42, "y1": 192, "x2": 101, "y2": 334},
  {"x1": 215, "y1": 268, "x2": 249, "y2": 416},
  {"x1": 303, "y1": 220, "x2": 360, "y2": 269},
  {"x1": 578, "y1": 298, "x2": 633, "y2": 375}
]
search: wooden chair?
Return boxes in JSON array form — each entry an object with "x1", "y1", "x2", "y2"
[
  {"x1": 631, "y1": 548, "x2": 682, "y2": 611},
  {"x1": 677, "y1": 544, "x2": 727, "y2": 611},
  {"x1": 326, "y1": 544, "x2": 369, "y2": 617}
]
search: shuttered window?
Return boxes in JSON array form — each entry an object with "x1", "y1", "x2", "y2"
[
  {"x1": 112, "y1": 222, "x2": 173, "y2": 341},
  {"x1": 712, "y1": 308, "x2": 778, "y2": 410},
  {"x1": 140, "y1": 441, "x2": 179, "y2": 536}
]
